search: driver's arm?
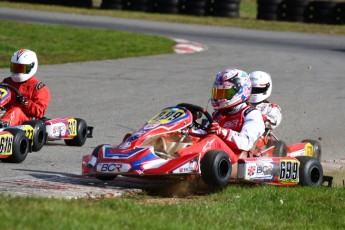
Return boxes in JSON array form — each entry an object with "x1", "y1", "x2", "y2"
[
  {"x1": 222, "y1": 110, "x2": 265, "y2": 151},
  {"x1": 22, "y1": 84, "x2": 50, "y2": 119}
]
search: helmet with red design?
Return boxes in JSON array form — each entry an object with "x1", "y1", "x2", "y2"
[
  {"x1": 211, "y1": 68, "x2": 252, "y2": 110},
  {"x1": 248, "y1": 71, "x2": 272, "y2": 104},
  {"x1": 10, "y1": 49, "x2": 38, "y2": 82}
]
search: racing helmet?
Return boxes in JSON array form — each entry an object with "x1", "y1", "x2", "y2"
[
  {"x1": 248, "y1": 71, "x2": 272, "y2": 103},
  {"x1": 10, "y1": 49, "x2": 38, "y2": 83},
  {"x1": 211, "y1": 68, "x2": 252, "y2": 110}
]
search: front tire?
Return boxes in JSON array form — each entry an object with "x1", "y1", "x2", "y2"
[
  {"x1": 201, "y1": 150, "x2": 232, "y2": 188},
  {"x1": 22, "y1": 120, "x2": 46, "y2": 152},
  {"x1": 297, "y1": 156, "x2": 323, "y2": 187},
  {"x1": 1, "y1": 129, "x2": 29, "y2": 163},
  {"x1": 64, "y1": 118, "x2": 87, "y2": 146}
]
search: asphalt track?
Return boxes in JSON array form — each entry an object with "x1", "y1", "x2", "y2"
[{"x1": 0, "y1": 7, "x2": 344, "y2": 197}]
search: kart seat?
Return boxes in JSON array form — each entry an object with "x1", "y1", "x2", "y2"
[{"x1": 153, "y1": 136, "x2": 167, "y2": 154}]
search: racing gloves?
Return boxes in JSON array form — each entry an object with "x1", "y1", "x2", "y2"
[
  {"x1": 208, "y1": 122, "x2": 229, "y2": 139},
  {"x1": 16, "y1": 94, "x2": 29, "y2": 107}
]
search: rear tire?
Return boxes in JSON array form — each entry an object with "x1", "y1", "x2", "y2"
[
  {"x1": 22, "y1": 120, "x2": 46, "y2": 152},
  {"x1": 297, "y1": 156, "x2": 323, "y2": 187},
  {"x1": 272, "y1": 140, "x2": 287, "y2": 157},
  {"x1": 92, "y1": 145, "x2": 117, "y2": 181},
  {"x1": 201, "y1": 150, "x2": 232, "y2": 188},
  {"x1": 64, "y1": 118, "x2": 88, "y2": 146},
  {"x1": 1, "y1": 129, "x2": 29, "y2": 163}
]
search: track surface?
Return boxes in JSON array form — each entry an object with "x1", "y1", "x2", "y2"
[{"x1": 0, "y1": 7, "x2": 344, "y2": 197}]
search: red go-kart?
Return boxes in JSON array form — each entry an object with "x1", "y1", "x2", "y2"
[
  {"x1": 82, "y1": 103, "x2": 328, "y2": 189},
  {"x1": 0, "y1": 83, "x2": 93, "y2": 163}
]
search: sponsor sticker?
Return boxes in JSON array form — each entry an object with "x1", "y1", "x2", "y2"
[{"x1": 97, "y1": 163, "x2": 131, "y2": 173}]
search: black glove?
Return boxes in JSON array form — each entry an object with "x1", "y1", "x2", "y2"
[{"x1": 16, "y1": 94, "x2": 28, "y2": 105}]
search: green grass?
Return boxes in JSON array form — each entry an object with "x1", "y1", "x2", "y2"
[
  {"x1": 0, "y1": 0, "x2": 344, "y2": 36},
  {"x1": 0, "y1": 185, "x2": 344, "y2": 229},
  {"x1": 0, "y1": 20, "x2": 175, "y2": 68}
]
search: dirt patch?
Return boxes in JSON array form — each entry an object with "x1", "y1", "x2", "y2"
[{"x1": 322, "y1": 159, "x2": 345, "y2": 187}]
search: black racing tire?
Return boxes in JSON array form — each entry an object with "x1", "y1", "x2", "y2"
[
  {"x1": 1, "y1": 129, "x2": 29, "y2": 163},
  {"x1": 214, "y1": 3, "x2": 240, "y2": 11},
  {"x1": 257, "y1": 12, "x2": 279, "y2": 21},
  {"x1": 155, "y1": 6, "x2": 179, "y2": 14},
  {"x1": 258, "y1": 0, "x2": 283, "y2": 5},
  {"x1": 22, "y1": 120, "x2": 46, "y2": 152},
  {"x1": 258, "y1": 4, "x2": 280, "y2": 14},
  {"x1": 201, "y1": 150, "x2": 232, "y2": 188},
  {"x1": 296, "y1": 156, "x2": 323, "y2": 187},
  {"x1": 64, "y1": 118, "x2": 88, "y2": 146},
  {"x1": 183, "y1": 0, "x2": 207, "y2": 9},
  {"x1": 214, "y1": 10, "x2": 240, "y2": 18},
  {"x1": 92, "y1": 145, "x2": 118, "y2": 181},
  {"x1": 334, "y1": 3, "x2": 345, "y2": 24},
  {"x1": 281, "y1": 0, "x2": 310, "y2": 8},
  {"x1": 155, "y1": 0, "x2": 179, "y2": 6},
  {"x1": 272, "y1": 140, "x2": 287, "y2": 157},
  {"x1": 183, "y1": 8, "x2": 206, "y2": 16},
  {"x1": 219, "y1": 0, "x2": 241, "y2": 4},
  {"x1": 301, "y1": 139, "x2": 321, "y2": 160},
  {"x1": 101, "y1": 3, "x2": 123, "y2": 9}
]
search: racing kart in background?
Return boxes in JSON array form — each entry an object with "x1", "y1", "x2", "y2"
[
  {"x1": 0, "y1": 83, "x2": 93, "y2": 163},
  {"x1": 82, "y1": 103, "x2": 330, "y2": 189}
]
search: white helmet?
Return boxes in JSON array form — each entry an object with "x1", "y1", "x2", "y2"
[
  {"x1": 211, "y1": 68, "x2": 252, "y2": 110},
  {"x1": 10, "y1": 49, "x2": 38, "y2": 82},
  {"x1": 248, "y1": 71, "x2": 272, "y2": 103}
]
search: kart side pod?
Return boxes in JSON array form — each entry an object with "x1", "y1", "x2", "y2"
[{"x1": 238, "y1": 156, "x2": 325, "y2": 187}]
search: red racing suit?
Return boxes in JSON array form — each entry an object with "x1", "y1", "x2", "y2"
[
  {"x1": 177, "y1": 103, "x2": 265, "y2": 163},
  {"x1": 1, "y1": 76, "x2": 50, "y2": 126}
]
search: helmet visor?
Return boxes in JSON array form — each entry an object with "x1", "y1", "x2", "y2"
[
  {"x1": 251, "y1": 83, "x2": 270, "y2": 94},
  {"x1": 212, "y1": 87, "x2": 238, "y2": 100},
  {"x1": 10, "y1": 62, "x2": 34, "y2": 74}
]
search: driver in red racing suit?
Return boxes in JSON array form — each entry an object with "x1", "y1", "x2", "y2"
[
  {"x1": 0, "y1": 49, "x2": 50, "y2": 127},
  {"x1": 177, "y1": 68, "x2": 265, "y2": 178}
]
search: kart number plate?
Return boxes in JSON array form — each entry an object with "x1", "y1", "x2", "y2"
[
  {"x1": 148, "y1": 108, "x2": 186, "y2": 125},
  {"x1": 67, "y1": 118, "x2": 77, "y2": 137},
  {"x1": 279, "y1": 159, "x2": 299, "y2": 183},
  {"x1": 0, "y1": 133, "x2": 13, "y2": 156},
  {"x1": 21, "y1": 126, "x2": 34, "y2": 141}
]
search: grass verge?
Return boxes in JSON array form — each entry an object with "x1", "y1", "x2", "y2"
[
  {"x1": 0, "y1": 185, "x2": 344, "y2": 229},
  {"x1": 0, "y1": 20, "x2": 175, "y2": 68}
]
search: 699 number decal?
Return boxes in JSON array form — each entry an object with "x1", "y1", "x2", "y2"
[{"x1": 279, "y1": 160, "x2": 299, "y2": 182}]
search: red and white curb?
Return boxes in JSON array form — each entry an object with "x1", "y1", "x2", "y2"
[{"x1": 173, "y1": 38, "x2": 207, "y2": 54}]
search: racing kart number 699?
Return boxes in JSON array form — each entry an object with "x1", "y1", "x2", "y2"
[{"x1": 82, "y1": 103, "x2": 327, "y2": 189}]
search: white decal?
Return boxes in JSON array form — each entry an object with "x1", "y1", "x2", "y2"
[
  {"x1": 96, "y1": 163, "x2": 131, "y2": 173},
  {"x1": 202, "y1": 139, "x2": 215, "y2": 152}
]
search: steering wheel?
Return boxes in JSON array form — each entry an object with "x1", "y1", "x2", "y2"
[
  {"x1": 0, "y1": 83, "x2": 26, "y2": 104},
  {"x1": 176, "y1": 103, "x2": 213, "y2": 131},
  {"x1": 0, "y1": 83, "x2": 23, "y2": 97}
]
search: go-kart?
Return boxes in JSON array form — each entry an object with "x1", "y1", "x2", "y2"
[
  {"x1": 82, "y1": 103, "x2": 328, "y2": 189},
  {"x1": 0, "y1": 83, "x2": 93, "y2": 163}
]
